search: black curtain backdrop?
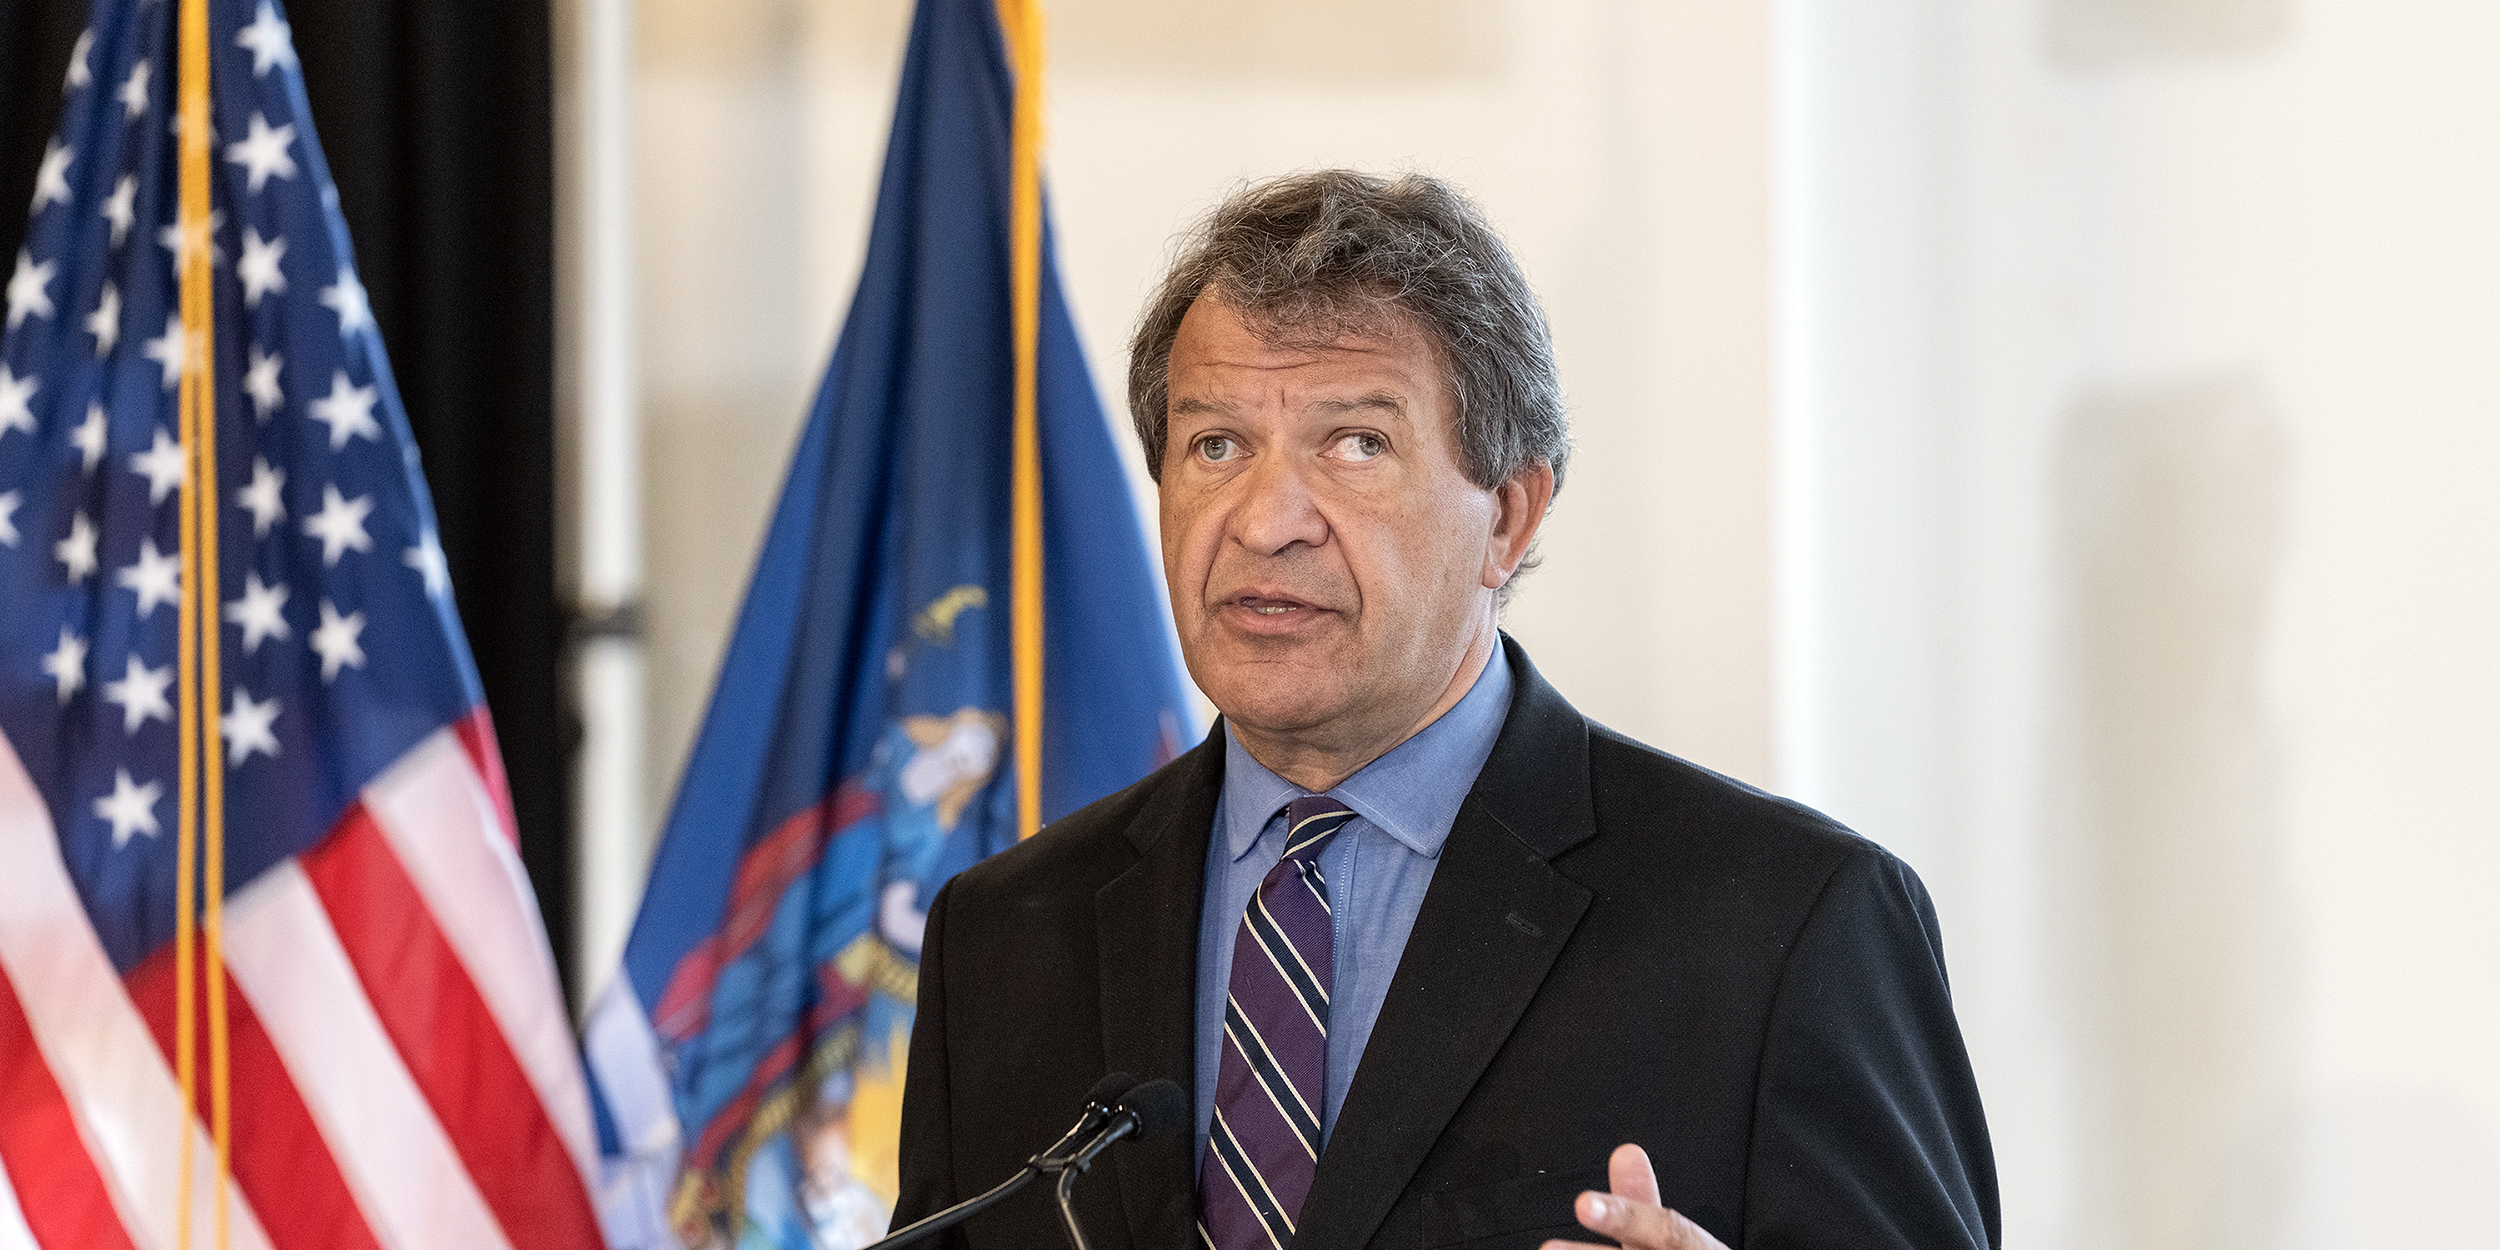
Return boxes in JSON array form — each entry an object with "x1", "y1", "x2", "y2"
[{"x1": 1, "y1": 0, "x2": 574, "y2": 992}]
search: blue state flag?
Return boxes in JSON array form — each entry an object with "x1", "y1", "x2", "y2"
[{"x1": 581, "y1": 0, "x2": 1194, "y2": 1246}]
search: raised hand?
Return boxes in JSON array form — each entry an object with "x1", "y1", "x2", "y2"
[{"x1": 1540, "y1": 1143, "x2": 1732, "y2": 1250}]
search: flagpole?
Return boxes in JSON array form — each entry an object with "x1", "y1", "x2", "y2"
[
  {"x1": 998, "y1": 0, "x2": 1046, "y2": 841},
  {"x1": 174, "y1": 0, "x2": 232, "y2": 1247}
]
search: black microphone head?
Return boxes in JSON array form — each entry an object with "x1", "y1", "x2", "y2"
[
  {"x1": 1085, "y1": 1071, "x2": 1140, "y2": 1108},
  {"x1": 1116, "y1": 1079, "x2": 1187, "y2": 1144}
]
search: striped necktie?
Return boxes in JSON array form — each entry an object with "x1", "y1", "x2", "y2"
[{"x1": 1198, "y1": 795, "x2": 1358, "y2": 1250}]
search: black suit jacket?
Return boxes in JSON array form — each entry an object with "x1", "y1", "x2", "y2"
[{"x1": 892, "y1": 639, "x2": 1999, "y2": 1250}]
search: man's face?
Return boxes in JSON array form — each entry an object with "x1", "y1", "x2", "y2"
[{"x1": 1158, "y1": 295, "x2": 1534, "y2": 754}]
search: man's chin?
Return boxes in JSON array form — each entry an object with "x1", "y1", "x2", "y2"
[
  {"x1": 1202, "y1": 678, "x2": 1348, "y2": 740},
  {"x1": 1186, "y1": 624, "x2": 1360, "y2": 714}
]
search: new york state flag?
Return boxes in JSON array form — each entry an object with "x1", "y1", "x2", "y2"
[{"x1": 581, "y1": 0, "x2": 1195, "y2": 1247}]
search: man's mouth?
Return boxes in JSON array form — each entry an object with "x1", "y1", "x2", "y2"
[{"x1": 1224, "y1": 593, "x2": 1319, "y2": 619}]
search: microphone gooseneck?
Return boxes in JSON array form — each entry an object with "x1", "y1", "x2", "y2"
[{"x1": 858, "y1": 1073, "x2": 1168, "y2": 1250}]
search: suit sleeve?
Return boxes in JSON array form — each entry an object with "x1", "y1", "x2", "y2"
[
  {"x1": 890, "y1": 876, "x2": 963, "y2": 1244},
  {"x1": 1740, "y1": 844, "x2": 2001, "y2": 1250}
]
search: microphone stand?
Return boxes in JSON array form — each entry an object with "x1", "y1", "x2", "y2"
[
  {"x1": 1047, "y1": 1112, "x2": 1147, "y2": 1250},
  {"x1": 862, "y1": 1105, "x2": 1137, "y2": 1250},
  {"x1": 864, "y1": 1163, "x2": 1040, "y2": 1250}
]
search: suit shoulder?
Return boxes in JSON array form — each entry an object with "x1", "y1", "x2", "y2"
[
  {"x1": 1579, "y1": 721, "x2": 1915, "y2": 894},
  {"x1": 941, "y1": 747, "x2": 1199, "y2": 902}
]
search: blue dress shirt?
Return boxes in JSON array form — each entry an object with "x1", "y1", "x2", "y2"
[{"x1": 1191, "y1": 652, "x2": 1515, "y2": 1173}]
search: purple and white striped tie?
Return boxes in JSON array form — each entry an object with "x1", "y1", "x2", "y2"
[{"x1": 1198, "y1": 795, "x2": 1358, "y2": 1250}]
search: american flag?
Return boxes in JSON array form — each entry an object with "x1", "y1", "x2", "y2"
[{"x1": 0, "y1": 1, "x2": 604, "y2": 1248}]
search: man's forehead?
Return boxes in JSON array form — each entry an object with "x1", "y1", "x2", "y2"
[
  {"x1": 1169, "y1": 389, "x2": 1411, "y2": 420},
  {"x1": 1172, "y1": 315, "x2": 1432, "y2": 409}
]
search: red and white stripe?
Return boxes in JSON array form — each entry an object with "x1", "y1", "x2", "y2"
[
  {"x1": 0, "y1": 717, "x2": 606, "y2": 1250},
  {"x1": 0, "y1": 1155, "x2": 38, "y2": 1250}
]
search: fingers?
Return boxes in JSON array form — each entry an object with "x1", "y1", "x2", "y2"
[
  {"x1": 1547, "y1": 1191, "x2": 1729, "y2": 1250},
  {"x1": 1608, "y1": 1142, "x2": 1662, "y2": 1207},
  {"x1": 1538, "y1": 1147, "x2": 1731, "y2": 1250}
]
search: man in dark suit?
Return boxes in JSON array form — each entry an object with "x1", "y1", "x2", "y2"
[{"x1": 891, "y1": 171, "x2": 1998, "y2": 1250}]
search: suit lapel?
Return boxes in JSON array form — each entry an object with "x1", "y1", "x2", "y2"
[
  {"x1": 1293, "y1": 640, "x2": 1599, "y2": 1250},
  {"x1": 1098, "y1": 727, "x2": 1225, "y2": 1250}
]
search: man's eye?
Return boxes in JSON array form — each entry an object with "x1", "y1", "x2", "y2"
[
  {"x1": 1333, "y1": 433, "x2": 1385, "y2": 461},
  {"x1": 1197, "y1": 436, "x2": 1235, "y2": 462}
]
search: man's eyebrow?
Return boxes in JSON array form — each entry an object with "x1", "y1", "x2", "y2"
[
  {"x1": 1310, "y1": 391, "x2": 1407, "y2": 418},
  {"x1": 1170, "y1": 396, "x2": 1233, "y2": 417}
]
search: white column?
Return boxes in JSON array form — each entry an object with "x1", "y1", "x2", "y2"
[
  {"x1": 1773, "y1": 1, "x2": 2087, "y2": 1243},
  {"x1": 555, "y1": 0, "x2": 648, "y2": 1012}
]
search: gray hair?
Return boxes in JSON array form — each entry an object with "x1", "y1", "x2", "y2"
[{"x1": 1126, "y1": 170, "x2": 1570, "y2": 498}]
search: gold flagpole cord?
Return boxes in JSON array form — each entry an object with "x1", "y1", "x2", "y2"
[
  {"x1": 997, "y1": 0, "x2": 1047, "y2": 840},
  {"x1": 174, "y1": 0, "x2": 232, "y2": 1247}
]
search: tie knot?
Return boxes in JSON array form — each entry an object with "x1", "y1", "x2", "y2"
[{"x1": 1281, "y1": 794, "x2": 1356, "y2": 863}]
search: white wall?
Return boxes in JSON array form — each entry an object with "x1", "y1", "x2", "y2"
[{"x1": 1780, "y1": 1, "x2": 2500, "y2": 1246}]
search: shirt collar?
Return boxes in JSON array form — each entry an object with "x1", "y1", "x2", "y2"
[{"x1": 1219, "y1": 647, "x2": 1515, "y2": 862}]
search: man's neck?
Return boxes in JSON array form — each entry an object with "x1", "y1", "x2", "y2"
[{"x1": 1231, "y1": 616, "x2": 1501, "y2": 793}]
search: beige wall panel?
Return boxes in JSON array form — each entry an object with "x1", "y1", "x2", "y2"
[{"x1": 2057, "y1": 375, "x2": 2297, "y2": 1250}]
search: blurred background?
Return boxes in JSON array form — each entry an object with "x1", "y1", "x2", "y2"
[{"x1": 10, "y1": 0, "x2": 2492, "y2": 1246}]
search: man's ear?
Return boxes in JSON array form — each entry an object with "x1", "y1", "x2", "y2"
[{"x1": 1483, "y1": 461, "x2": 1556, "y2": 589}]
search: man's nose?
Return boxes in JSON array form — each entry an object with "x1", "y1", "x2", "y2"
[{"x1": 1228, "y1": 452, "x2": 1329, "y2": 556}]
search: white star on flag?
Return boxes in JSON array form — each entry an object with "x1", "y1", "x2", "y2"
[
  {"x1": 86, "y1": 280, "x2": 119, "y2": 354},
  {"x1": 7, "y1": 249, "x2": 56, "y2": 327},
  {"x1": 238, "y1": 228, "x2": 287, "y2": 306},
  {"x1": 0, "y1": 490, "x2": 19, "y2": 545},
  {"x1": 0, "y1": 363, "x2": 36, "y2": 438},
  {"x1": 71, "y1": 403, "x2": 106, "y2": 471},
  {"x1": 244, "y1": 343, "x2": 284, "y2": 417},
  {"x1": 94, "y1": 768, "x2": 164, "y2": 848},
  {"x1": 311, "y1": 599, "x2": 367, "y2": 681},
  {"x1": 100, "y1": 174, "x2": 135, "y2": 246},
  {"x1": 41, "y1": 625, "x2": 88, "y2": 703},
  {"x1": 305, "y1": 370, "x2": 377, "y2": 450},
  {"x1": 224, "y1": 570, "x2": 291, "y2": 653},
  {"x1": 307, "y1": 370, "x2": 380, "y2": 449},
  {"x1": 141, "y1": 314, "x2": 188, "y2": 388},
  {"x1": 116, "y1": 537, "x2": 181, "y2": 619},
  {"x1": 405, "y1": 528, "x2": 450, "y2": 597},
  {"x1": 222, "y1": 688, "x2": 282, "y2": 766},
  {"x1": 102, "y1": 654, "x2": 173, "y2": 735},
  {"x1": 236, "y1": 456, "x2": 286, "y2": 535},
  {"x1": 303, "y1": 484, "x2": 374, "y2": 565},
  {"x1": 118, "y1": 60, "x2": 150, "y2": 119},
  {"x1": 55, "y1": 511, "x2": 97, "y2": 582},
  {"x1": 32, "y1": 139, "x2": 73, "y2": 212},
  {"x1": 130, "y1": 426, "x2": 185, "y2": 503},
  {"x1": 65, "y1": 29, "x2": 93, "y2": 91},
  {"x1": 236, "y1": 3, "x2": 298, "y2": 77},
  {"x1": 158, "y1": 208, "x2": 227, "y2": 270},
  {"x1": 319, "y1": 267, "x2": 370, "y2": 337},
  {"x1": 226, "y1": 114, "x2": 298, "y2": 193}
]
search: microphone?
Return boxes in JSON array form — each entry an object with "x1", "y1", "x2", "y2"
[
  {"x1": 861, "y1": 1074, "x2": 1175, "y2": 1250},
  {"x1": 1038, "y1": 1072, "x2": 1142, "y2": 1164},
  {"x1": 1050, "y1": 1079, "x2": 1186, "y2": 1250},
  {"x1": 1060, "y1": 1078, "x2": 1185, "y2": 1175}
]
